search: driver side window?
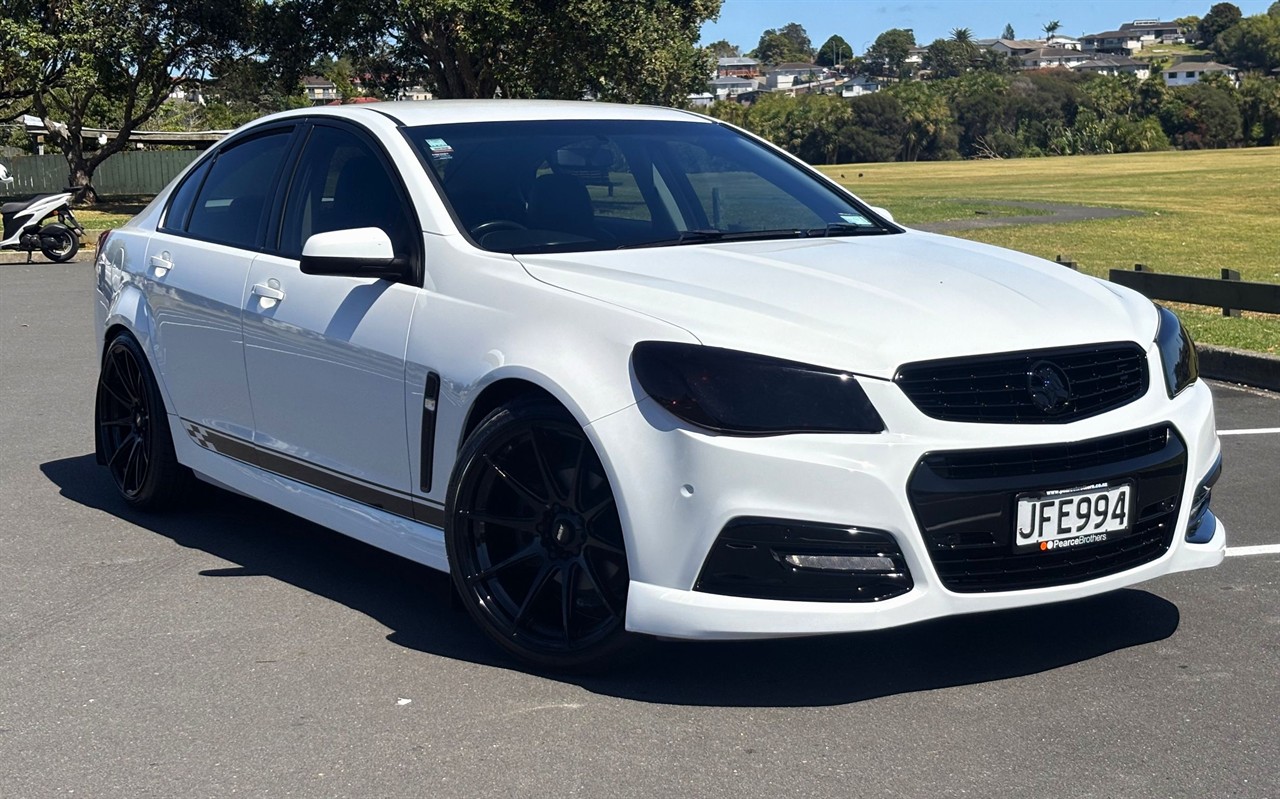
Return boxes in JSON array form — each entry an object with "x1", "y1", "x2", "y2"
[{"x1": 278, "y1": 125, "x2": 413, "y2": 259}]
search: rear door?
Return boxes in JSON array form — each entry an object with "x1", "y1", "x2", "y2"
[
  {"x1": 144, "y1": 126, "x2": 295, "y2": 443},
  {"x1": 241, "y1": 121, "x2": 422, "y2": 510}
]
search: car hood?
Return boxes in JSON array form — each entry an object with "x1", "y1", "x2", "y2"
[{"x1": 515, "y1": 231, "x2": 1157, "y2": 379}]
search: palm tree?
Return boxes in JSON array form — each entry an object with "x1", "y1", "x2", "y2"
[
  {"x1": 950, "y1": 27, "x2": 974, "y2": 44},
  {"x1": 1042, "y1": 20, "x2": 1062, "y2": 39}
]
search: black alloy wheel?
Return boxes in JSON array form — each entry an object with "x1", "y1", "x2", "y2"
[
  {"x1": 96, "y1": 334, "x2": 192, "y2": 509},
  {"x1": 39, "y1": 224, "x2": 79, "y2": 262},
  {"x1": 446, "y1": 399, "x2": 630, "y2": 670}
]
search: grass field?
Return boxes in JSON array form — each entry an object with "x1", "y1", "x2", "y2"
[{"x1": 820, "y1": 148, "x2": 1280, "y2": 354}]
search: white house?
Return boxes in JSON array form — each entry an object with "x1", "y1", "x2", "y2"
[
  {"x1": 1080, "y1": 30, "x2": 1144, "y2": 55},
  {"x1": 1074, "y1": 55, "x2": 1151, "y2": 80},
  {"x1": 709, "y1": 75, "x2": 759, "y2": 100},
  {"x1": 1163, "y1": 61, "x2": 1240, "y2": 87},
  {"x1": 840, "y1": 75, "x2": 882, "y2": 98},
  {"x1": 1020, "y1": 48, "x2": 1091, "y2": 70}
]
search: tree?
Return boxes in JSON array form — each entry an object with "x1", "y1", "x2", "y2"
[
  {"x1": 326, "y1": 0, "x2": 721, "y2": 103},
  {"x1": 1159, "y1": 82, "x2": 1243, "y2": 148},
  {"x1": 842, "y1": 93, "x2": 906, "y2": 162},
  {"x1": 1043, "y1": 20, "x2": 1062, "y2": 38},
  {"x1": 951, "y1": 28, "x2": 974, "y2": 44},
  {"x1": 1240, "y1": 74, "x2": 1280, "y2": 144},
  {"x1": 865, "y1": 28, "x2": 917, "y2": 78},
  {"x1": 1199, "y1": 3, "x2": 1243, "y2": 48},
  {"x1": 884, "y1": 81, "x2": 958, "y2": 160},
  {"x1": 1213, "y1": 13, "x2": 1280, "y2": 73},
  {"x1": 816, "y1": 34, "x2": 853, "y2": 67},
  {"x1": 924, "y1": 39, "x2": 973, "y2": 79},
  {"x1": 1175, "y1": 15, "x2": 1202, "y2": 38},
  {"x1": 1002, "y1": 23, "x2": 1016, "y2": 40},
  {"x1": 1, "y1": 0, "x2": 256, "y2": 202},
  {"x1": 754, "y1": 22, "x2": 813, "y2": 64},
  {"x1": 705, "y1": 39, "x2": 740, "y2": 59}
]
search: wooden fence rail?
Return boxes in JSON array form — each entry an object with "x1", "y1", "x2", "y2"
[{"x1": 1107, "y1": 264, "x2": 1280, "y2": 316}]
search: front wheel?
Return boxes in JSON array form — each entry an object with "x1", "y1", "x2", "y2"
[
  {"x1": 445, "y1": 399, "x2": 631, "y2": 670},
  {"x1": 40, "y1": 224, "x2": 79, "y2": 262}
]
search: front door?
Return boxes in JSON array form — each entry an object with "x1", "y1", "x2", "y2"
[{"x1": 242, "y1": 122, "x2": 421, "y2": 511}]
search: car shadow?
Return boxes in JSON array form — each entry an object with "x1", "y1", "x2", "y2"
[{"x1": 42, "y1": 454, "x2": 1181, "y2": 708}]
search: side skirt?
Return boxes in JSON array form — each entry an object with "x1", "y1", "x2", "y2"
[{"x1": 169, "y1": 415, "x2": 449, "y2": 572}]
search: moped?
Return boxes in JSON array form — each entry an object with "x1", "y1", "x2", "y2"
[{"x1": 0, "y1": 165, "x2": 85, "y2": 262}]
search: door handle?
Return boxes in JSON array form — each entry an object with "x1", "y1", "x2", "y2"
[
  {"x1": 250, "y1": 282, "x2": 285, "y2": 304},
  {"x1": 149, "y1": 252, "x2": 173, "y2": 276}
]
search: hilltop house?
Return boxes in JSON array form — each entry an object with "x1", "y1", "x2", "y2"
[{"x1": 1163, "y1": 60, "x2": 1240, "y2": 87}]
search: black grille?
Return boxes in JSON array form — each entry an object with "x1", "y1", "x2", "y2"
[
  {"x1": 895, "y1": 343, "x2": 1149, "y2": 424},
  {"x1": 908, "y1": 425, "x2": 1186, "y2": 593}
]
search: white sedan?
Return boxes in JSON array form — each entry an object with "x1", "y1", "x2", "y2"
[{"x1": 93, "y1": 101, "x2": 1224, "y2": 669}]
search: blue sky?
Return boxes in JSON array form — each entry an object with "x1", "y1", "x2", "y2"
[{"x1": 700, "y1": 0, "x2": 1275, "y2": 52}]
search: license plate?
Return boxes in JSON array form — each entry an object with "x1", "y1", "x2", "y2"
[{"x1": 1015, "y1": 482, "x2": 1133, "y2": 551}]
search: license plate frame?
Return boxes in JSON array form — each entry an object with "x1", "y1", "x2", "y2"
[{"x1": 1014, "y1": 481, "x2": 1135, "y2": 552}]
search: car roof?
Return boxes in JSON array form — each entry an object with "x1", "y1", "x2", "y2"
[{"x1": 267, "y1": 99, "x2": 711, "y2": 127}]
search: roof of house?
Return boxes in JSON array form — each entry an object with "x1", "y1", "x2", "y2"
[
  {"x1": 1077, "y1": 56, "x2": 1146, "y2": 69},
  {"x1": 1120, "y1": 20, "x2": 1178, "y2": 31},
  {"x1": 302, "y1": 75, "x2": 335, "y2": 87},
  {"x1": 1082, "y1": 30, "x2": 1139, "y2": 40},
  {"x1": 1169, "y1": 60, "x2": 1237, "y2": 72},
  {"x1": 1023, "y1": 47, "x2": 1089, "y2": 59},
  {"x1": 717, "y1": 57, "x2": 759, "y2": 66},
  {"x1": 993, "y1": 39, "x2": 1043, "y2": 50},
  {"x1": 767, "y1": 62, "x2": 820, "y2": 71}
]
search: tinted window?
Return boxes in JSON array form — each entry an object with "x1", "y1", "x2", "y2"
[
  {"x1": 186, "y1": 130, "x2": 292, "y2": 248},
  {"x1": 278, "y1": 124, "x2": 414, "y2": 258},
  {"x1": 161, "y1": 157, "x2": 212, "y2": 232},
  {"x1": 408, "y1": 119, "x2": 891, "y2": 254}
]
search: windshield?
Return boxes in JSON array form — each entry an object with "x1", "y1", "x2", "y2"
[{"x1": 406, "y1": 119, "x2": 897, "y2": 253}]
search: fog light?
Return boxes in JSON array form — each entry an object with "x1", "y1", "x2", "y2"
[{"x1": 783, "y1": 554, "x2": 897, "y2": 572}]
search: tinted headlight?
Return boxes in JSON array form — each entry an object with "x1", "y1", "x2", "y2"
[
  {"x1": 1155, "y1": 306, "x2": 1198, "y2": 398},
  {"x1": 631, "y1": 342, "x2": 885, "y2": 435}
]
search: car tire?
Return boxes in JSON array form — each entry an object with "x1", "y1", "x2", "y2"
[
  {"x1": 39, "y1": 224, "x2": 79, "y2": 262},
  {"x1": 96, "y1": 333, "x2": 195, "y2": 510},
  {"x1": 445, "y1": 398, "x2": 631, "y2": 670}
]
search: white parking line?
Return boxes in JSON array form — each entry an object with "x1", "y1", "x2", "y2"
[
  {"x1": 1226, "y1": 544, "x2": 1280, "y2": 557},
  {"x1": 1219, "y1": 428, "x2": 1280, "y2": 436}
]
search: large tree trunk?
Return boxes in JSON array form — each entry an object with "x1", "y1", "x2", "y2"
[{"x1": 67, "y1": 160, "x2": 98, "y2": 206}]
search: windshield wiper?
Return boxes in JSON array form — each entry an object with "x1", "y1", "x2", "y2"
[
  {"x1": 616, "y1": 228, "x2": 808, "y2": 250},
  {"x1": 810, "y1": 223, "x2": 891, "y2": 237}
]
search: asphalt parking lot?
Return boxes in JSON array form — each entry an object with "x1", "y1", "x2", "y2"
[{"x1": 2, "y1": 259, "x2": 1277, "y2": 799}]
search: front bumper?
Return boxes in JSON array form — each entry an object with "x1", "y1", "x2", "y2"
[{"x1": 588, "y1": 365, "x2": 1224, "y2": 641}]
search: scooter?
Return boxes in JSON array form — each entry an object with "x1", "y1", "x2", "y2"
[{"x1": 1, "y1": 182, "x2": 85, "y2": 263}]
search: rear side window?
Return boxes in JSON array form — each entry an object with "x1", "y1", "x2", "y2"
[
  {"x1": 161, "y1": 157, "x2": 212, "y2": 232},
  {"x1": 184, "y1": 130, "x2": 292, "y2": 248}
]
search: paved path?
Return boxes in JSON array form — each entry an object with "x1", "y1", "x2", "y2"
[{"x1": 914, "y1": 200, "x2": 1144, "y2": 233}]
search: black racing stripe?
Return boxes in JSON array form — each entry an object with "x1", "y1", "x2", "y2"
[
  {"x1": 413, "y1": 501, "x2": 446, "y2": 528},
  {"x1": 183, "y1": 421, "x2": 445, "y2": 525}
]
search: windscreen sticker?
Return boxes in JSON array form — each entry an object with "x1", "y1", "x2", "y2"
[
  {"x1": 839, "y1": 213, "x2": 870, "y2": 225},
  {"x1": 425, "y1": 138, "x2": 454, "y2": 161}
]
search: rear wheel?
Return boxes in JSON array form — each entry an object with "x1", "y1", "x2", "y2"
[
  {"x1": 96, "y1": 333, "x2": 194, "y2": 509},
  {"x1": 446, "y1": 399, "x2": 630, "y2": 670},
  {"x1": 40, "y1": 224, "x2": 79, "y2": 262}
]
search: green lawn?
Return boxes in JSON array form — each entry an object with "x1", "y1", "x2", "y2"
[{"x1": 819, "y1": 148, "x2": 1280, "y2": 354}]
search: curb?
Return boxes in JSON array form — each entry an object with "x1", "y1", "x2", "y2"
[{"x1": 1198, "y1": 345, "x2": 1280, "y2": 392}]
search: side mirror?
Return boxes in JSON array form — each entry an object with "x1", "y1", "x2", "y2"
[
  {"x1": 867, "y1": 206, "x2": 896, "y2": 224},
  {"x1": 299, "y1": 227, "x2": 406, "y2": 279}
]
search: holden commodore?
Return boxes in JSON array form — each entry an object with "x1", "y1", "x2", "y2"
[{"x1": 93, "y1": 101, "x2": 1224, "y2": 669}]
